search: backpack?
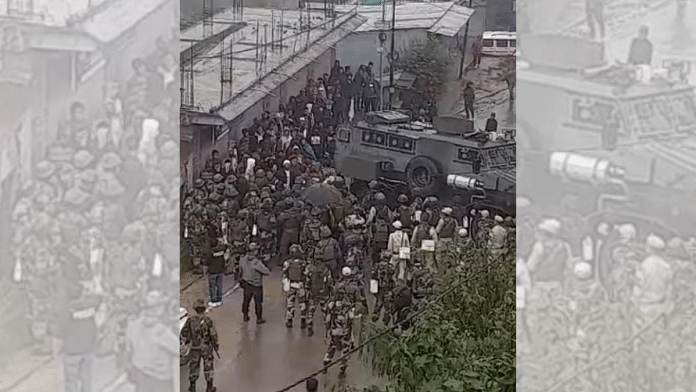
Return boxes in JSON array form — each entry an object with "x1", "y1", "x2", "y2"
[
  {"x1": 311, "y1": 261, "x2": 331, "y2": 295},
  {"x1": 398, "y1": 205, "x2": 412, "y2": 227},
  {"x1": 257, "y1": 211, "x2": 273, "y2": 232},
  {"x1": 374, "y1": 220, "x2": 389, "y2": 243},
  {"x1": 306, "y1": 219, "x2": 322, "y2": 242},
  {"x1": 287, "y1": 258, "x2": 305, "y2": 282},
  {"x1": 331, "y1": 202, "x2": 346, "y2": 224},
  {"x1": 320, "y1": 239, "x2": 337, "y2": 261},
  {"x1": 413, "y1": 225, "x2": 432, "y2": 248},
  {"x1": 440, "y1": 217, "x2": 456, "y2": 238},
  {"x1": 188, "y1": 315, "x2": 208, "y2": 347}
]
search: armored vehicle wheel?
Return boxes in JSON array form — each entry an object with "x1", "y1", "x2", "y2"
[{"x1": 406, "y1": 156, "x2": 441, "y2": 197}]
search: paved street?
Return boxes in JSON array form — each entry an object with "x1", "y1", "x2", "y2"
[{"x1": 180, "y1": 268, "x2": 382, "y2": 392}]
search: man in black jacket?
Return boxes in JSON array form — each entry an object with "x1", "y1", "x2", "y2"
[{"x1": 205, "y1": 233, "x2": 228, "y2": 307}]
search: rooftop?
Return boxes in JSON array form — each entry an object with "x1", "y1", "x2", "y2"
[
  {"x1": 216, "y1": 12, "x2": 367, "y2": 121},
  {"x1": 334, "y1": 1, "x2": 472, "y2": 35},
  {"x1": 182, "y1": 7, "x2": 361, "y2": 111}
]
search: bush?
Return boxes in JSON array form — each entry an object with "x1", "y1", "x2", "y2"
[{"x1": 359, "y1": 244, "x2": 516, "y2": 392}]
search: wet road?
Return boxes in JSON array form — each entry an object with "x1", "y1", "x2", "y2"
[{"x1": 180, "y1": 267, "x2": 381, "y2": 392}]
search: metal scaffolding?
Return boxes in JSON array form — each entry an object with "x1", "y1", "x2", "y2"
[
  {"x1": 203, "y1": 0, "x2": 214, "y2": 37},
  {"x1": 220, "y1": 35, "x2": 234, "y2": 105},
  {"x1": 181, "y1": 44, "x2": 195, "y2": 109}
]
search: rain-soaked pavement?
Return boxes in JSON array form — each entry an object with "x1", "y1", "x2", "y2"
[{"x1": 180, "y1": 267, "x2": 383, "y2": 392}]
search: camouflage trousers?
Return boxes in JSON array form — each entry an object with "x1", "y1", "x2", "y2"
[
  {"x1": 191, "y1": 242, "x2": 204, "y2": 272},
  {"x1": 286, "y1": 284, "x2": 307, "y2": 322},
  {"x1": 188, "y1": 347, "x2": 214, "y2": 383},
  {"x1": 306, "y1": 295, "x2": 328, "y2": 330},
  {"x1": 28, "y1": 296, "x2": 53, "y2": 353},
  {"x1": 372, "y1": 289, "x2": 393, "y2": 325},
  {"x1": 323, "y1": 333, "x2": 351, "y2": 374}
]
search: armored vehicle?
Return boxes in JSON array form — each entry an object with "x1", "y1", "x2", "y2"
[
  {"x1": 517, "y1": 35, "x2": 696, "y2": 233},
  {"x1": 335, "y1": 111, "x2": 516, "y2": 215}
]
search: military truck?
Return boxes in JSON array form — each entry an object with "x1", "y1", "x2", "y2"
[
  {"x1": 335, "y1": 111, "x2": 516, "y2": 216},
  {"x1": 517, "y1": 35, "x2": 696, "y2": 233}
]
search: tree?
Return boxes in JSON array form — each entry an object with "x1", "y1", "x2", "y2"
[
  {"x1": 398, "y1": 36, "x2": 455, "y2": 95},
  {"x1": 358, "y1": 240, "x2": 516, "y2": 392}
]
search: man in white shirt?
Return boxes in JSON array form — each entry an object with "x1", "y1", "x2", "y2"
[{"x1": 387, "y1": 221, "x2": 410, "y2": 280}]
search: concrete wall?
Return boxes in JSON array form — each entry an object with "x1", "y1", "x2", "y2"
[
  {"x1": 103, "y1": 0, "x2": 178, "y2": 83},
  {"x1": 189, "y1": 46, "x2": 337, "y2": 173},
  {"x1": 335, "y1": 29, "x2": 428, "y2": 74}
]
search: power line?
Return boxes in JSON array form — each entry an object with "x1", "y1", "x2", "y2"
[{"x1": 274, "y1": 249, "x2": 512, "y2": 392}]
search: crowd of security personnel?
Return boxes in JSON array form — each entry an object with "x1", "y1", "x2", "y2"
[
  {"x1": 516, "y1": 196, "x2": 696, "y2": 391},
  {"x1": 6, "y1": 34, "x2": 180, "y2": 392},
  {"x1": 181, "y1": 60, "x2": 516, "y2": 390}
]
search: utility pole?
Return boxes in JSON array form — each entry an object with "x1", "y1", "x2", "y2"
[
  {"x1": 389, "y1": 0, "x2": 396, "y2": 108},
  {"x1": 458, "y1": 0, "x2": 473, "y2": 79}
]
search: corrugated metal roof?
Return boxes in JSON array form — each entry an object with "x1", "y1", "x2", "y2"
[
  {"x1": 335, "y1": 2, "x2": 471, "y2": 34},
  {"x1": 80, "y1": 0, "x2": 170, "y2": 43},
  {"x1": 427, "y1": 4, "x2": 473, "y2": 37},
  {"x1": 215, "y1": 13, "x2": 368, "y2": 122}
]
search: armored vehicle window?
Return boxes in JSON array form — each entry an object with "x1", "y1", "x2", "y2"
[
  {"x1": 506, "y1": 146, "x2": 515, "y2": 164},
  {"x1": 457, "y1": 147, "x2": 481, "y2": 164},
  {"x1": 509, "y1": 40, "x2": 516, "y2": 47},
  {"x1": 632, "y1": 98, "x2": 674, "y2": 135},
  {"x1": 496, "y1": 40, "x2": 508, "y2": 47},
  {"x1": 484, "y1": 147, "x2": 510, "y2": 168},
  {"x1": 671, "y1": 93, "x2": 696, "y2": 128},
  {"x1": 483, "y1": 39, "x2": 494, "y2": 47},
  {"x1": 338, "y1": 129, "x2": 350, "y2": 142}
]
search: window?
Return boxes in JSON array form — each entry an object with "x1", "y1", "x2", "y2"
[
  {"x1": 671, "y1": 93, "x2": 696, "y2": 129},
  {"x1": 338, "y1": 129, "x2": 350, "y2": 143},
  {"x1": 482, "y1": 39, "x2": 494, "y2": 47},
  {"x1": 509, "y1": 40, "x2": 516, "y2": 47},
  {"x1": 495, "y1": 40, "x2": 508, "y2": 47}
]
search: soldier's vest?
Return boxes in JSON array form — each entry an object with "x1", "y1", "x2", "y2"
[
  {"x1": 287, "y1": 258, "x2": 305, "y2": 282},
  {"x1": 305, "y1": 219, "x2": 322, "y2": 242},
  {"x1": 318, "y1": 239, "x2": 338, "y2": 261},
  {"x1": 533, "y1": 240, "x2": 568, "y2": 283},
  {"x1": 439, "y1": 217, "x2": 456, "y2": 238},
  {"x1": 188, "y1": 314, "x2": 213, "y2": 349}
]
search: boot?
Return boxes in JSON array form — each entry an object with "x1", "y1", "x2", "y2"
[
  {"x1": 286, "y1": 320, "x2": 293, "y2": 328},
  {"x1": 206, "y1": 380, "x2": 216, "y2": 392},
  {"x1": 189, "y1": 380, "x2": 196, "y2": 392},
  {"x1": 307, "y1": 327, "x2": 314, "y2": 337},
  {"x1": 300, "y1": 319, "x2": 307, "y2": 329}
]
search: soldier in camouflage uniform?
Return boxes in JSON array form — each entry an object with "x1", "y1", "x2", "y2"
[
  {"x1": 283, "y1": 245, "x2": 309, "y2": 329},
  {"x1": 371, "y1": 252, "x2": 396, "y2": 324},
  {"x1": 181, "y1": 299, "x2": 219, "y2": 392},
  {"x1": 190, "y1": 207, "x2": 207, "y2": 275},
  {"x1": 323, "y1": 280, "x2": 354, "y2": 378},
  {"x1": 301, "y1": 206, "x2": 324, "y2": 260},
  {"x1": 256, "y1": 198, "x2": 277, "y2": 263},
  {"x1": 306, "y1": 250, "x2": 334, "y2": 337},
  {"x1": 228, "y1": 210, "x2": 249, "y2": 278},
  {"x1": 410, "y1": 260, "x2": 433, "y2": 311},
  {"x1": 26, "y1": 239, "x2": 59, "y2": 355},
  {"x1": 475, "y1": 210, "x2": 493, "y2": 248}
]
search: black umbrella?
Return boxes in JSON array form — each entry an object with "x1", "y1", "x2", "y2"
[{"x1": 301, "y1": 183, "x2": 341, "y2": 206}]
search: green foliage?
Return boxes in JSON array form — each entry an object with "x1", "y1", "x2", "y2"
[
  {"x1": 360, "y1": 244, "x2": 516, "y2": 392},
  {"x1": 399, "y1": 36, "x2": 455, "y2": 89}
]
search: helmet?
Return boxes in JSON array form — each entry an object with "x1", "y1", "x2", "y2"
[
  {"x1": 321, "y1": 225, "x2": 332, "y2": 238},
  {"x1": 213, "y1": 173, "x2": 224, "y2": 183},
  {"x1": 35, "y1": 161, "x2": 56, "y2": 180},
  {"x1": 193, "y1": 299, "x2": 206, "y2": 311},
  {"x1": 294, "y1": 200, "x2": 303, "y2": 209},
  {"x1": 374, "y1": 192, "x2": 386, "y2": 202},
  {"x1": 289, "y1": 244, "x2": 303, "y2": 256},
  {"x1": 368, "y1": 180, "x2": 379, "y2": 190},
  {"x1": 195, "y1": 179, "x2": 205, "y2": 188},
  {"x1": 248, "y1": 242, "x2": 260, "y2": 251},
  {"x1": 397, "y1": 194, "x2": 409, "y2": 204},
  {"x1": 342, "y1": 267, "x2": 352, "y2": 276}
]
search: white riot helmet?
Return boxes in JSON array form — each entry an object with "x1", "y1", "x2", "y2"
[{"x1": 342, "y1": 267, "x2": 352, "y2": 276}]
